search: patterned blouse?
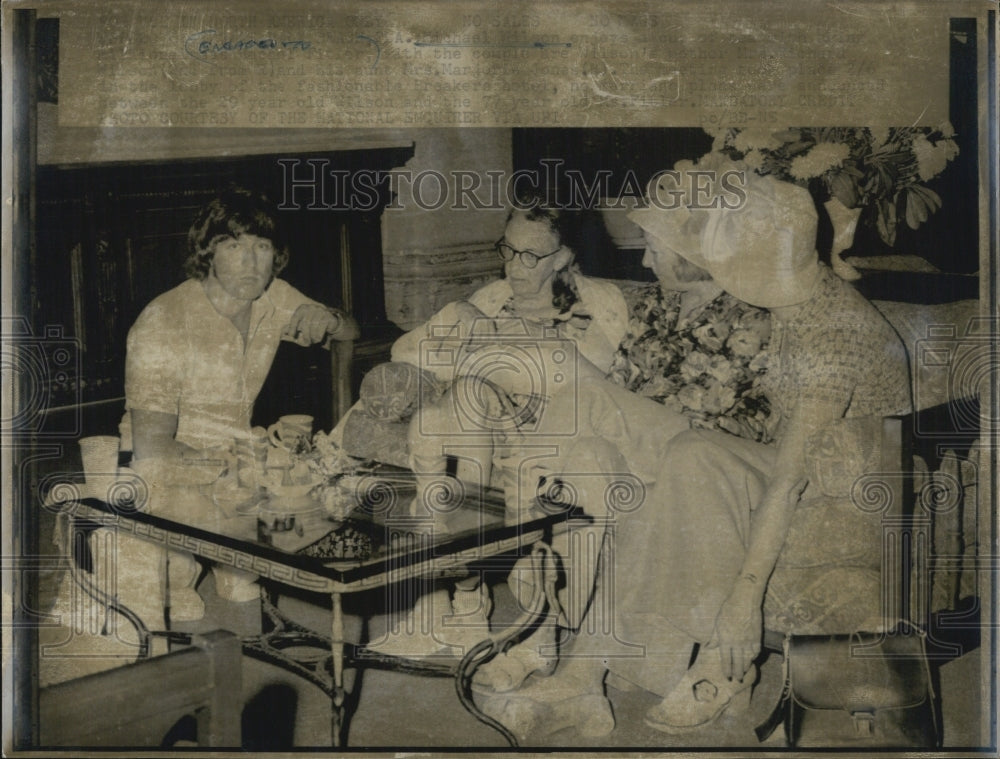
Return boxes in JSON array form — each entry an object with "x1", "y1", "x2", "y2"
[
  {"x1": 607, "y1": 283, "x2": 775, "y2": 443},
  {"x1": 758, "y1": 266, "x2": 912, "y2": 438}
]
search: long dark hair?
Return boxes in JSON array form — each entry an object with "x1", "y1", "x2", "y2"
[{"x1": 184, "y1": 186, "x2": 290, "y2": 280}]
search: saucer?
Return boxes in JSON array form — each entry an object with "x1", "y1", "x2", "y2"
[
  {"x1": 260, "y1": 492, "x2": 323, "y2": 515},
  {"x1": 234, "y1": 494, "x2": 269, "y2": 516},
  {"x1": 213, "y1": 486, "x2": 265, "y2": 517}
]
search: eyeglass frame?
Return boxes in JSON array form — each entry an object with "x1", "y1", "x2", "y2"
[{"x1": 494, "y1": 238, "x2": 563, "y2": 269}]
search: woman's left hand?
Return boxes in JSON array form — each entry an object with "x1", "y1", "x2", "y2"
[
  {"x1": 283, "y1": 305, "x2": 345, "y2": 346},
  {"x1": 711, "y1": 477, "x2": 808, "y2": 681},
  {"x1": 711, "y1": 576, "x2": 763, "y2": 682}
]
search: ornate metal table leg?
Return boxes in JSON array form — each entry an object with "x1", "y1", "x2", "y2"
[
  {"x1": 331, "y1": 591, "x2": 346, "y2": 746},
  {"x1": 65, "y1": 517, "x2": 154, "y2": 660},
  {"x1": 454, "y1": 543, "x2": 557, "y2": 748}
]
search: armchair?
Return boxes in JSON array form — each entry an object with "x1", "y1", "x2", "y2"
[{"x1": 38, "y1": 629, "x2": 242, "y2": 747}]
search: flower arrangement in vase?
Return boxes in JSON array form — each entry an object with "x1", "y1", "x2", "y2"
[{"x1": 707, "y1": 125, "x2": 960, "y2": 279}]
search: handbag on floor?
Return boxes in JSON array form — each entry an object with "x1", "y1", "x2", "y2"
[{"x1": 755, "y1": 629, "x2": 941, "y2": 748}]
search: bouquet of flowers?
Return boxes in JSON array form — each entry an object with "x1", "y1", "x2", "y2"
[{"x1": 707, "y1": 125, "x2": 959, "y2": 247}]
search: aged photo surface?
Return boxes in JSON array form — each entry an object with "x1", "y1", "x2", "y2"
[{"x1": 2, "y1": 0, "x2": 996, "y2": 754}]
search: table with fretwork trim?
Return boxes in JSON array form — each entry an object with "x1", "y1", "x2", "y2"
[{"x1": 51, "y1": 467, "x2": 588, "y2": 747}]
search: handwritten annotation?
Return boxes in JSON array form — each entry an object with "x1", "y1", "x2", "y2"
[{"x1": 185, "y1": 29, "x2": 311, "y2": 63}]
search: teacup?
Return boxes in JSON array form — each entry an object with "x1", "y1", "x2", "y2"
[{"x1": 267, "y1": 415, "x2": 314, "y2": 451}]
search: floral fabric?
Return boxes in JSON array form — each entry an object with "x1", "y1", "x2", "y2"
[{"x1": 607, "y1": 283, "x2": 774, "y2": 442}]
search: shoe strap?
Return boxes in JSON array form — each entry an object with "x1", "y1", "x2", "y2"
[{"x1": 692, "y1": 678, "x2": 719, "y2": 703}]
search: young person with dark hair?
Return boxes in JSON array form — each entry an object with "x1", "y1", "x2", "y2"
[{"x1": 125, "y1": 186, "x2": 357, "y2": 459}]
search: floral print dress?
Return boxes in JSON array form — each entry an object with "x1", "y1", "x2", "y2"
[{"x1": 607, "y1": 283, "x2": 774, "y2": 443}]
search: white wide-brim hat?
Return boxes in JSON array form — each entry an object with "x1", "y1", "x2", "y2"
[
  {"x1": 699, "y1": 170, "x2": 820, "y2": 308},
  {"x1": 628, "y1": 153, "x2": 821, "y2": 308},
  {"x1": 626, "y1": 158, "x2": 716, "y2": 269}
]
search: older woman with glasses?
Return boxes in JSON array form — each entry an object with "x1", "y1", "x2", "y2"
[{"x1": 368, "y1": 200, "x2": 628, "y2": 658}]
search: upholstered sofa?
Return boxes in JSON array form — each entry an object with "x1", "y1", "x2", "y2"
[{"x1": 335, "y1": 280, "x2": 983, "y2": 637}]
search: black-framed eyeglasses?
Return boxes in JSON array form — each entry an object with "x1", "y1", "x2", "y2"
[{"x1": 495, "y1": 239, "x2": 562, "y2": 269}]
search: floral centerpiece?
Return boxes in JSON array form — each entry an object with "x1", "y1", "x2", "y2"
[
  {"x1": 706, "y1": 125, "x2": 959, "y2": 278},
  {"x1": 288, "y1": 431, "x2": 369, "y2": 519}
]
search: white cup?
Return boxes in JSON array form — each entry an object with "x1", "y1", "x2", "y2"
[
  {"x1": 267, "y1": 414, "x2": 314, "y2": 450},
  {"x1": 235, "y1": 427, "x2": 270, "y2": 489},
  {"x1": 79, "y1": 435, "x2": 120, "y2": 501}
]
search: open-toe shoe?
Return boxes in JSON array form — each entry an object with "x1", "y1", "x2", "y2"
[
  {"x1": 644, "y1": 653, "x2": 756, "y2": 734},
  {"x1": 477, "y1": 670, "x2": 614, "y2": 742}
]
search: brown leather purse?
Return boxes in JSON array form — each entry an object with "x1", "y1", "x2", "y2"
[{"x1": 756, "y1": 629, "x2": 940, "y2": 748}]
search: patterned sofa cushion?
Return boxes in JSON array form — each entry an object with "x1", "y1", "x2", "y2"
[
  {"x1": 804, "y1": 415, "x2": 882, "y2": 498},
  {"x1": 871, "y1": 298, "x2": 980, "y2": 411},
  {"x1": 778, "y1": 493, "x2": 883, "y2": 569},
  {"x1": 764, "y1": 565, "x2": 885, "y2": 634}
]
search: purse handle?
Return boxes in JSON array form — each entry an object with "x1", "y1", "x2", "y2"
[{"x1": 754, "y1": 634, "x2": 792, "y2": 742}]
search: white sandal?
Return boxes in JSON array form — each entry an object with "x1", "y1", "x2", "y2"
[
  {"x1": 644, "y1": 653, "x2": 756, "y2": 734},
  {"x1": 472, "y1": 638, "x2": 557, "y2": 693},
  {"x1": 478, "y1": 671, "x2": 614, "y2": 742}
]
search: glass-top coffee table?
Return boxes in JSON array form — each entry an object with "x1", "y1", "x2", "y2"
[{"x1": 48, "y1": 464, "x2": 590, "y2": 746}]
